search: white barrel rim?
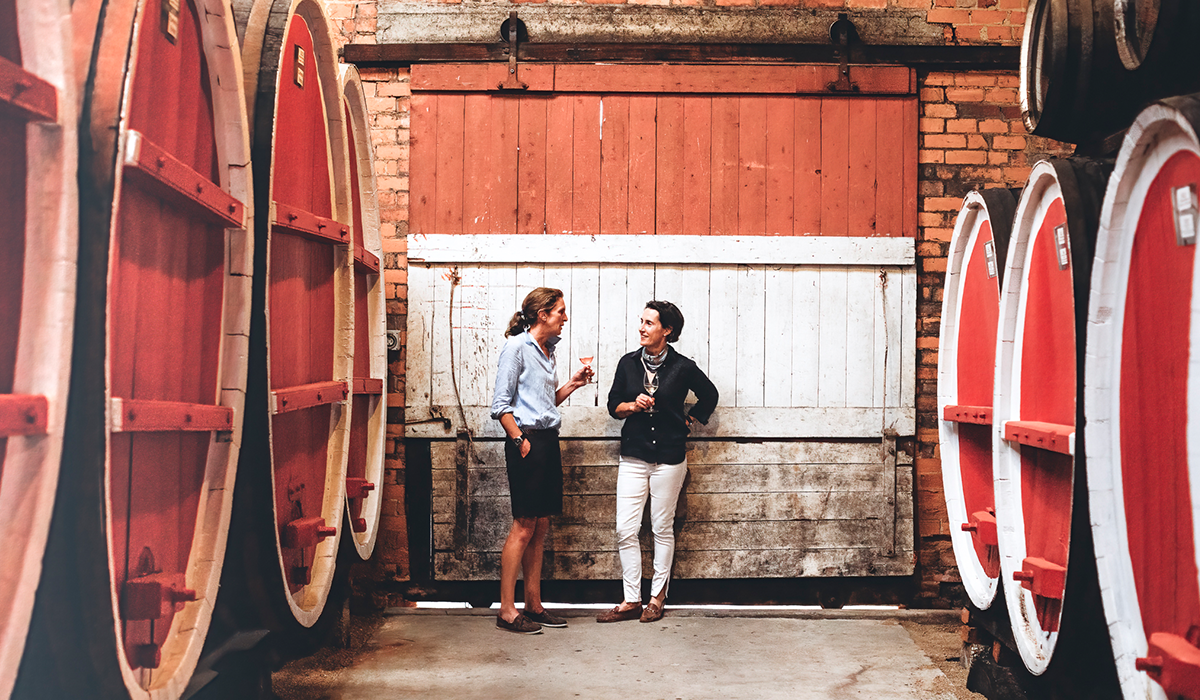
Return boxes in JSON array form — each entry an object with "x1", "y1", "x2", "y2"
[
  {"x1": 994, "y1": 159, "x2": 1068, "y2": 675},
  {"x1": 339, "y1": 63, "x2": 386, "y2": 560},
  {"x1": 1086, "y1": 101, "x2": 1198, "y2": 700},
  {"x1": 939, "y1": 190, "x2": 1001, "y2": 610}
]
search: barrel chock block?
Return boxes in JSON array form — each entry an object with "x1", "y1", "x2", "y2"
[
  {"x1": 282, "y1": 516, "x2": 337, "y2": 549},
  {"x1": 121, "y1": 574, "x2": 198, "y2": 621},
  {"x1": 1136, "y1": 630, "x2": 1200, "y2": 700},
  {"x1": 346, "y1": 477, "x2": 376, "y2": 500}
]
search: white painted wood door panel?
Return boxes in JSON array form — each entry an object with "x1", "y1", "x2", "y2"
[{"x1": 407, "y1": 253, "x2": 916, "y2": 439}]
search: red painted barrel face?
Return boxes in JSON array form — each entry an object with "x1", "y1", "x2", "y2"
[
  {"x1": 270, "y1": 14, "x2": 337, "y2": 596},
  {"x1": 1018, "y1": 197, "x2": 1075, "y2": 620},
  {"x1": 107, "y1": 0, "x2": 224, "y2": 669},
  {"x1": 956, "y1": 219, "x2": 1001, "y2": 573},
  {"x1": 1120, "y1": 149, "x2": 1200, "y2": 645}
]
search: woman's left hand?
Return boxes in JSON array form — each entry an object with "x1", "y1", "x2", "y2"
[{"x1": 570, "y1": 364, "x2": 594, "y2": 387}]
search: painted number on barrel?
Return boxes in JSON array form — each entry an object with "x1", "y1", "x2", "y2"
[
  {"x1": 1173, "y1": 183, "x2": 1197, "y2": 246},
  {"x1": 1054, "y1": 224, "x2": 1070, "y2": 270},
  {"x1": 160, "y1": 0, "x2": 179, "y2": 42},
  {"x1": 984, "y1": 239, "x2": 998, "y2": 278},
  {"x1": 294, "y1": 45, "x2": 305, "y2": 88}
]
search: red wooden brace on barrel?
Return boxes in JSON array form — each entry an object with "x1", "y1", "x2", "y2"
[
  {"x1": 346, "y1": 478, "x2": 376, "y2": 533},
  {"x1": 961, "y1": 509, "x2": 999, "y2": 577},
  {"x1": 121, "y1": 574, "x2": 198, "y2": 621},
  {"x1": 281, "y1": 516, "x2": 337, "y2": 550},
  {"x1": 1136, "y1": 628, "x2": 1200, "y2": 700},
  {"x1": 1013, "y1": 557, "x2": 1066, "y2": 632}
]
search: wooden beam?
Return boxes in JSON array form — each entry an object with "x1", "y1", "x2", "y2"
[
  {"x1": 344, "y1": 42, "x2": 1019, "y2": 70},
  {"x1": 123, "y1": 131, "x2": 245, "y2": 228},
  {"x1": 272, "y1": 202, "x2": 351, "y2": 245},
  {"x1": 0, "y1": 55, "x2": 57, "y2": 122},
  {"x1": 271, "y1": 381, "x2": 349, "y2": 415},
  {"x1": 110, "y1": 398, "x2": 233, "y2": 432}
]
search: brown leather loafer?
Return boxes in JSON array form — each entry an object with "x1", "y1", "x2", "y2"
[
  {"x1": 596, "y1": 604, "x2": 642, "y2": 623},
  {"x1": 640, "y1": 601, "x2": 664, "y2": 623},
  {"x1": 496, "y1": 613, "x2": 542, "y2": 634}
]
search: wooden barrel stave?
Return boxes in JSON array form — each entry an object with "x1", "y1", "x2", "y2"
[
  {"x1": 0, "y1": 0, "x2": 76, "y2": 696},
  {"x1": 1086, "y1": 96, "x2": 1200, "y2": 700},
  {"x1": 939, "y1": 188, "x2": 1018, "y2": 611},
  {"x1": 341, "y1": 64, "x2": 386, "y2": 559},
  {"x1": 995, "y1": 157, "x2": 1115, "y2": 676}
]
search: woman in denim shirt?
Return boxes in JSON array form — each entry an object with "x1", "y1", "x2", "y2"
[{"x1": 491, "y1": 287, "x2": 592, "y2": 634}]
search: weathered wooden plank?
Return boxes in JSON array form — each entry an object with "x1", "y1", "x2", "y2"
[
  {"x1": 542, "y1": 64, "x2": 916, "y2": 96},
  {"x1": 794, "y1": 97, "x2": 822, "y2": 236},
  {"x1": 599, "y1": 94, "x2": 629, "y2": 234},
  {"x1": 568, "y1": 265, "x2": 600, "y2": 407},
  {"x1": 573, "y1": 95, "x2": 602, "y2": 235},
  {"x1": 710, "y1": 97, "x2": 739, "y2": 235},
  {"x1": 430, "y1": 266, "x2": 456, "y2": 408},
  {"x1": 405, "y1": 264, "x2": 435, "y2": 420},
  {"x1": 708, "y1": 266, "x2": 738, "y2": 407},
  {"x1": 462, "y1": 93, "x2": 492, "y2": 234},
  {"x1": 875, "y1": 267, "x2": 900, "y2": 409},
  {"x1": 408, "y1": 234, "x2": 915, "y2": 265},
  {"x1": 543, "y1": 266, "x2": 572, "y2": 381},
  {"x1": 902, "y1": 96, "x2": 918, "y2": 237},
  {"x1": 435, "y1": 492, "x2": 892, "y2": 528},
  {"x1": 765, "y1": 96, "x2": 795, "y2": 236},
  {"x1": 738, "y1": 97, "x2": 768, "y2": 236},
  {"x1": 408, "y1": 404, "x2": 916, "y2": 439},
  {"x1": 820, "y1": 97, "x2": 849, "y2": 237},
  {"x1": 409, "y1": 93, "x2": 436, "y2": 235},
  {"x1": 434, "y1": 94, "x2": 465, "y2": 234},
  {"x1": 432, "y1": 545, "x2": 913, "y2": 581},
  {"x1": 654, "y1": 265, "x2": 684, "y2": 309},
  {"x1": 627, "y1": 95, "x2": 656, "y2": 234},
  {"x1": 677, "y1": 266, "x2": 711, "y2": 376},
  {"x1": 735, "y1": 265, "x2": 766, "y2": 407},
  {"x1": 432, "y1": 462, "x2": 895, "y2": 500},
  {"x1": 485, "y1": 265, "x2": 517, "y2": 397},
  {"x1": 546, "y1": 96, "x2": 574, "y2": 234},
  {"x1": 433, "y1": 437, "x2": 893, "y2": 469},
  {"x1": 517, "y1": 97, "x2": 547, "y2": 235},
  {"x1": 817, "y1": 267, "x2": 848, "y2": 407},
  {"x1": 492, "y1": 96, "x2": 519, "y2": 234},
  {"x1": 874, "y1": 98, "x2": 904, "y2": 237},
  {"x1": 899, "y1": 266, "x2": 917, "y2": 415},
  {"x1": 656, "y1": 95, "x2": 686, "y2": 236},
  {"x1": 791, "y1": 267, "x2": 821, "y2": 406},
  {"x1": 682, "y1": 96, "x2": 712, "y2": 236},
  {"x1": 845, "y1": 267, "x2": 877, "y2": 408},
  {"x1": 625, "y1": 266, "x2": 655, "y2": 354},
  {"x1": 456, "y1": 267, "x2": 491, "y2": 407},
  {"x1": 515, "y1": 265, "x2": 544, "y2": 313},
  {"x1": 847, "y1": 98, "x2": 878, "y2": 237},
  {"x1": 436, "y1": 518, "x2": 892, "y2": 553},
  {"x1": 764, "y1": 267, "x2": 793, "y2": 407},
  {"x1": 597, "y1": 265, "x2": 628, "y2": 394}
]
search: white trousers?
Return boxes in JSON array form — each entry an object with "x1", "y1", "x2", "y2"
[{"x1": 615, "y1": 455, "x2": 688, "y2": 603}]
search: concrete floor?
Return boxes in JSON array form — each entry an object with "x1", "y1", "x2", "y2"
[{"x1": 273, "y1": 608, "x2": 983, "y2": 700}]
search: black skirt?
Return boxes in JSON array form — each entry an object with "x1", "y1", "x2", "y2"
[{"x1": 504, "y1": 429, "x2": 563, "y2": 519}]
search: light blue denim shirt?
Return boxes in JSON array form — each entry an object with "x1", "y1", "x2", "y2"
[{"x1": 490, "y1": 331, "x2": 562, "y2": 431}]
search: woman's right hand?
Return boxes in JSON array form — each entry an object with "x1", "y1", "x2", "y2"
[{"x1": 633, "y1": 393, "x2": 655, "y2": 412}]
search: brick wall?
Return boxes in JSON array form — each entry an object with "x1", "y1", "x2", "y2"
[{"x1": 326, "y1": 1, "x2": 1079, "y2": 606}]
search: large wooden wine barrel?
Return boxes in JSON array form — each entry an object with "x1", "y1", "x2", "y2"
[
  {"x1": 938, "y1": 189, "x2": 1016, "y2": 611},
  {"x1": 340, "y1": 65, "x2": 386, "y2": 560},
  {"x1": 993, "y1": 158, "x2": 1113, "y2": 675},
  {"x1": 0, "y1": 0, "x2": 76, "y2": 697},
  {"x1": 235, "y1": 0, "x2": 353, "y2": 630},
  {"x1": 1085, "y1": 96, "x2": 1200, "y2": 700},
  {"x1": 1113, "y1": 0, "x2": 1200, "y2": 77},
  {"x1": 13, "y1": 0, "x2": 253, "y2": 695},
  {"x1": 1020, "y1": 0, "x2": 1147, "y2": 144}
]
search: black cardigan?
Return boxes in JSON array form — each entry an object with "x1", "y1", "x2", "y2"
[{"x1": 606, "y1": 346, "x2": 718, "y2": 464}]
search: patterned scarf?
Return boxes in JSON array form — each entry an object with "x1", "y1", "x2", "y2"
[{"x1": 641, "y1": 346, "x2": 668, "y2": 374}]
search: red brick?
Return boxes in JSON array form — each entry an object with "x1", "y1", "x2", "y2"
[
  {"x1": 923, "y1": 73, "x2": 955, "y2": 86},
  {"x1": 920, "y1": 87, "x2": 945, "y2": 102},
  {"x1": 946, "y1": 118, "x2": 977, "y2": 133},
  {"x1": 918, "y1": 212, "x2": 948, "y2": 227},
  {"x1": 988, "y1": 151, "x2": 1010, "y2": 165},
  {"x1": 993, "y1": 135, "x2": 1027, "y2": 150},
  {"x1": 979, "y1": 119, "x2": 1008, "y2": 133},
  {"x1": 945, "y1": 150, "x2": 988, "y2": 165},
  {"x1": 924, "y1": 197, "x2": 964, "y2": 211},
  {"x1": 945, "y1": 87, "x2": 985, "y2": 102},
  {"x1": 920, "y1": 150, "x2": 945, "y2": 164},
  {"x1": 925, "y1": 134, "x2": 966, "y2": 149},
  {"x1": 924, "y1": 257, "x2": 948, "y2": 272},
  {"x1": 924, "y1": 103, "x2": 957, "y2": 119},
  {"x1": 967, "y1": 134, "x2": 988, "y2": 149},
  {"x1": 954, "y1": 25, "x2": 985, "y2": 42},
  {"x1": 920, "y1": 117, "x2": 945, "y2": 133},
  {"x1": 926, "y1": 8, "x2": 970, "y2": 23}
]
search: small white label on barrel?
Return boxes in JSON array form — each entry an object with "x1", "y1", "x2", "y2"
[
  {"x1": 160, "y1": 0, "x2": 180, "y2": 42},
  {"x1": 294, "y1": 45, "x2": 305, "y2": 88},
  {"x1": 984, "y1": 239, "x2": 998, "y2": 278},
  {"x1": 1173, "y1": 184, "x2": 1197, "y2": 246},
  {"x1": 1054, "y1": 224, "x2": 1070, "y2": 270}
]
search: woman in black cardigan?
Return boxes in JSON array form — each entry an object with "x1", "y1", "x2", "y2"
[{"x1": 596, "y1": 300, "x2": 718, "y2": 623}]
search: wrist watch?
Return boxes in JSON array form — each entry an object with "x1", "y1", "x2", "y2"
[{"x1": 511, "y1": 433, "x2": 525, "y2": 448}]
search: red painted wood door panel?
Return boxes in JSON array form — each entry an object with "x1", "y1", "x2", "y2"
[{"x1": 410, "y1": 64, "x2": 917, "y2": 238}]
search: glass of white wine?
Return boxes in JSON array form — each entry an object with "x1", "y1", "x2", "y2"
[{"x1": 643, "y1": 370, "x2": 659, "y2": 413}]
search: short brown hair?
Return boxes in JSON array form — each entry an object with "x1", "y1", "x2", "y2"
[{"x1": 645, "y1": 300, "x2": 684, "y2": 343}]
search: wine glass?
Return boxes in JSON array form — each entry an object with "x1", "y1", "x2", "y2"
[
  {"x1": 579, "y1": 354, "x2": 594, "y2": 383},
  {"x1": 643, "y1": 370, "x2": 659, "y2": 413}
]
